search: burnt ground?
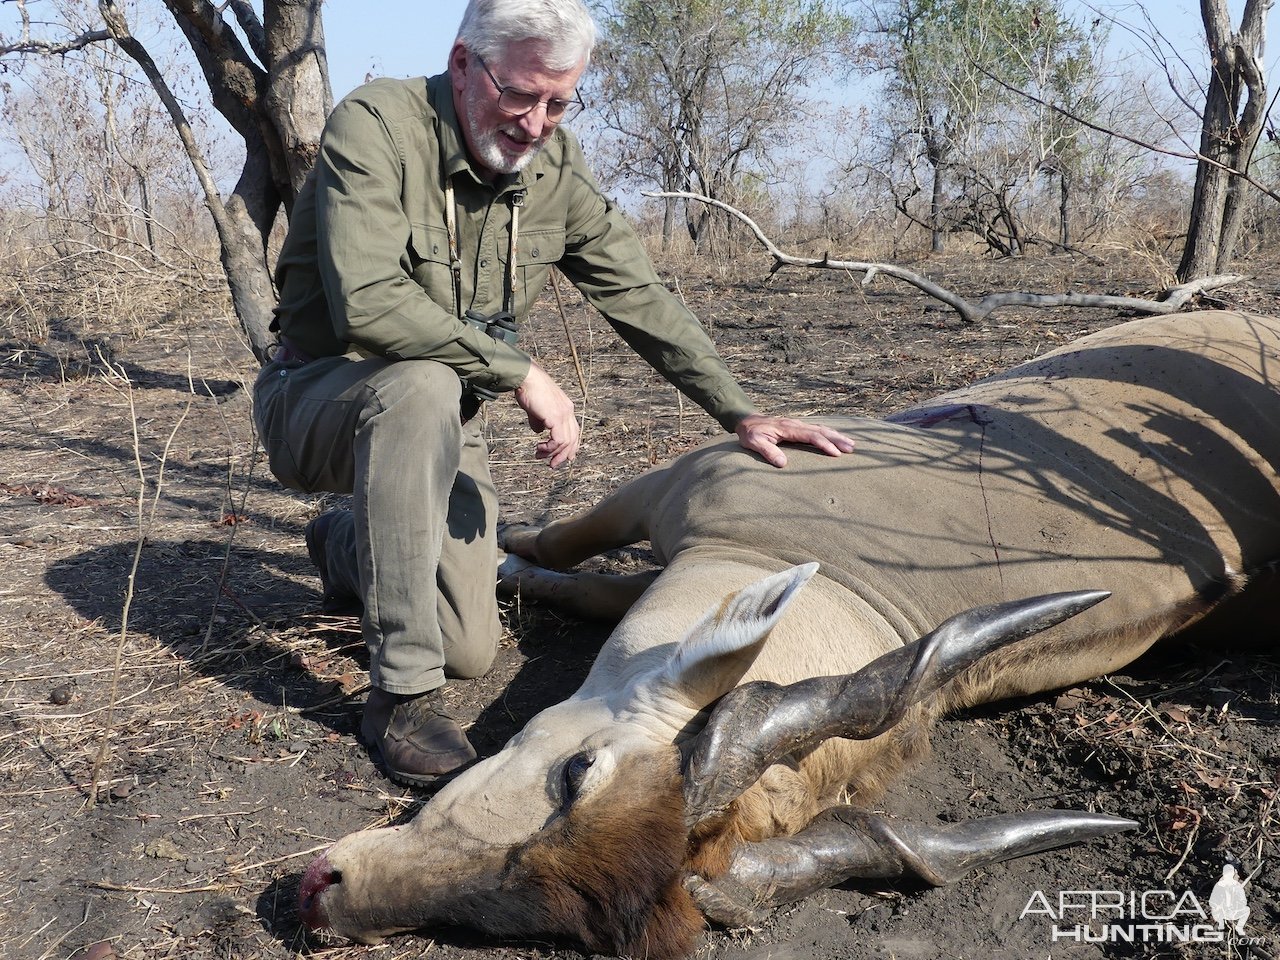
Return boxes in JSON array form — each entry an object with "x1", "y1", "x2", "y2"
[{"x1": 1, "y1": 250, "x2": 1279, "y2": 960}]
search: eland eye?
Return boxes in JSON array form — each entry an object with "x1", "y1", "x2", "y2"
[{"x1": 562, "y1": 751, "x2": 595, "y2": 803}]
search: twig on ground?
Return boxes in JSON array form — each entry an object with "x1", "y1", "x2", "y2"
[
  {"x1": 86, "y1": 880, "x2": 234, "y2": 895},
  {"x1": 550, "y1": 269, "x2": 590, "y2": 404},
  {"x1": 0, "y1": 776, "x2": 134, "y2": 799},
  {"x1": 226, "y1": 843, "x2": 333, "y2": 874},
  {"x1": 201, "y1": 356, "x2": 262, "y2": 653},
  {"x1": 85, "y1": 352, "x2": 192, "y2": 807},
  {"x1": 1164, "y1": 819, "x2": 1201, "y2": 881},
  {"x1": 549, "y1": 270, "x2": 590, "y2": 480}
]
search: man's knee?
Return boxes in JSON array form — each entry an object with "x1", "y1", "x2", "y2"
[
  {"x1": 444, "y1": 623, "x2": 499, "y2": 680},
  {"x1": 440, "y1": 574, "x2": 501, "y2": 680},
  {"x1": 357, "y1": 361, "x2": 467, "y2": 486},
  {"x1": 370, "y1": 360, "x2": 464, "y2": 430}
]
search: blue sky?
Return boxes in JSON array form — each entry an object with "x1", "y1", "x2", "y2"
[
  {"x1": 319, "y1": 0, "x2": 1234, "y2": 102},
  {"x1": 0, "y1": 0, "x2": 1256, "y2": 105},
  {"x1": 323, "y1": 0, "x2": 472, "y2": 98},
  {"x1": 0, "y1": 0, "x2": 1266, "y2": 195}
]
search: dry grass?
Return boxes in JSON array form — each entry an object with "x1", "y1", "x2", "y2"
[{"x1": 0, "y1": 245, "x2": 1278, "y2": 959}]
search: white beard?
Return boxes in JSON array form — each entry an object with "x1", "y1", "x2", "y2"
[{"x1": 464, "y1": 94, "x2": 550, "y2": 175}]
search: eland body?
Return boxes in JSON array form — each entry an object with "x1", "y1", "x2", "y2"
[{"x1": 299, "y1": 310, "x2": 1280, "y2": 957}]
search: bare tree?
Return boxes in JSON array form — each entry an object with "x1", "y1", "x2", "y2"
[
  {"x1": 867, "y1": 0, "x2": 1104, "y2": 255},
  {"x1": 1, "y1": 9, "x2": 212, "y2": 264},
  {"x1": 1177, "y1": 0, "x2": 1273, "y2": 281},
  {"x1": 584, "y1": 0, "x2": 858, "y2": 252},
  {"x1": 0, "y1": 0, "x2": 332, "y2": 361},
  {"x1": 971, "y1": 0, "x2": 1280, "y2": 275}
]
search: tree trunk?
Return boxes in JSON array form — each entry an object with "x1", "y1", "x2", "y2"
[
  {"x1": 45, "y1": 148, "x2": 72, "y2": 259},
  {"x1": 929, "y1": 158, "x2": 945, "y2": 253},
  {"x1": 924, "y1": 128, "x2": 948, "y2": 254},
  {"x1": 1176, "y1": 0, "x2": 1270, "y2": 282},
  {"x1": 263, "y1": 0, "x2": 332, "y2": 202},
  {"x1": 221, "y1": 145, "x2": 285, "y2": 358},
  {"x1": 1058, "y1": 171, "x2": 1070, "y2": 249},
  {"x1": 147, "y1": 0, "x2": 332, "y2": 360},
  {"x1": 132, "y1": 163, "x2": 156, "y2": 254},
  {"x1": 661, "y1": 173, "x2": 679, "y2": 251}
]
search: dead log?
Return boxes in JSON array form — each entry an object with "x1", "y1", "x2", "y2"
[{"x1": 644, "y1": 190, "x2": 1246, "y2": 324}]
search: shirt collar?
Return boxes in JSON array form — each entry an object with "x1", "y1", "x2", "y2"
[{"x1": 429, "y1": 72, "x2": 541, "y2": 194}]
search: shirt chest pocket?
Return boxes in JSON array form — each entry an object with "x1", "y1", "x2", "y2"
[
  {"x1": 407, "y1": 222, "x2": 456, "y2": 308},
  {"x1": 501, "y1": 228, "x2": 566, "y2": 317}
]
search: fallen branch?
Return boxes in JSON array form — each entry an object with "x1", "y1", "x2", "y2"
[{"x1": 643, "y1": 191, "x2": 1247, "y2": 323}]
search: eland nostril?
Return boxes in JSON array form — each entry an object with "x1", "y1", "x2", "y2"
[{"x1": 298, "y1": 854, "x2": 342, "y2": 928}]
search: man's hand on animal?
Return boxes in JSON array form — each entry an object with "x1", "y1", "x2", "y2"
[
  {"x1": 735, "y1": 413, "x2": 856, "y2": 467},
  {"x1": 514, "y1": 361, "x2": 580, "y2": 468}
]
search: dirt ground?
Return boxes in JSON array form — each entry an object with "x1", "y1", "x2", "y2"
[{"x1": 2, "y1": 249, "x2": 1279, "y2": 960}]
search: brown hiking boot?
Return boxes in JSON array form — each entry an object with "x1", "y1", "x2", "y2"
[
  {"x1": 360, "y1": 687, "x2": 477, "y2": 787},
  {"x1": 304, "y1": 510, "x2": 362, "y2": 615}
]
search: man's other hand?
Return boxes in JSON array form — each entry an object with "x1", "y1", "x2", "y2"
[{"x1": 514, "y1": 363, "x2": 580, "y2": 469}]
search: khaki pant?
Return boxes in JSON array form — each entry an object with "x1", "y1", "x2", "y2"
[{"x1": 253, "y1": 354, "x2": 500, "y2": 694}]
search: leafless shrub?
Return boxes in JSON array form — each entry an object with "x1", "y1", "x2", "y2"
[{"x1": 0, "y1": 199, "x2": 227, "y2": 350}]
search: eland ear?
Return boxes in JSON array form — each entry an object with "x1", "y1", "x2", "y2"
[{"x1": 652, "y1": 563, "x2": 818, "y2": 710}]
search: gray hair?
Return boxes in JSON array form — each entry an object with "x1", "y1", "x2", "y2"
[{"x1": 455, "y1": 0, "x2": 597, "y2": 71}]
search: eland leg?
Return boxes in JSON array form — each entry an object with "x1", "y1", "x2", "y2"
[
  {"x1": 687, "y1": 806, "x2": 1137, "y2": 928},
  {"x1": 495, "y1": 463, "x2": 681, "y2": 620},
  {"x1": 497, "y1": 550, "x2": 660, "y2": 621},
  {"x1": 500, "y1": 460, "x2": 680, "y2": 570}
]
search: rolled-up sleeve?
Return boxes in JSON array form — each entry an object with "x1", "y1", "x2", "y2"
[{"x1": 314, "y1": 94, "x2": 531, "y2": 392}]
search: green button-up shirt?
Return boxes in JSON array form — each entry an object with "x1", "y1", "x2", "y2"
[{"x1": 273, "y1": 73, "x2": 756, "y2": 431}]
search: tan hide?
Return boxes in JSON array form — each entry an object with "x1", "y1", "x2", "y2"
[{"x1": 586, "y1": 310, "x2": 1278, "y2": 699}]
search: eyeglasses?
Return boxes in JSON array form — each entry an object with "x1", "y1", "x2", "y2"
[{"x1": 474, "y1": 54, "x2": 584, "y2": 123}]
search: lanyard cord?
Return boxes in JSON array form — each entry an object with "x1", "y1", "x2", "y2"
[
  {"x1": 445, "y1": 181, "x2": 463, "y2": 320},
  {"x1": 443, "y1": 180, "x2": 521, "y2": 320},
  {"x1": 508, "y1": 190, "x2": 522, "y2": 310}
]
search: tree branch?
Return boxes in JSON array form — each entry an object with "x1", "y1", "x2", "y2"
[
  {"x1": 160, "y1": 0, "x2": 267, "y2": 140},
  {"x1": 223, "y1": 0, "x2": 267, "y2": 65},
  {"x1": 0, "y1": 28, "x2": 110, "y2": 57},
  {"x1": 96, "y1": 4, "x2": 235, "y2": 273},
  {"x1": 971, "y1": 61, "x2": 1280, "y2": 205},
  {"x1": 645, "y1": 190, "x2": 1247, "y2": 323},
  {"x1": 92, "y1": 13, "x2": 198, "y2": 165},
  {"x1": 0, "y1": 0, "x2": 111, "y2": 57}
]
